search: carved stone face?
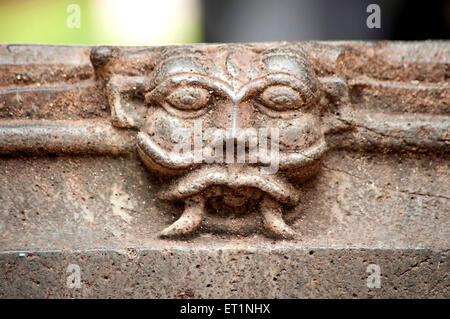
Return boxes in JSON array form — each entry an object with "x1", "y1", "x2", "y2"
[
  {"x1": 106, "y1": 45, "x2": 329, "y2": 238},
  {"x1": 127, "y1": 46, "x2": 329, "y2": 238}
]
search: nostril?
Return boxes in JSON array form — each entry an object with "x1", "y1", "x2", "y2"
[
  {"x1": 223, "y1": 138, "x2": 233, "y2": 162},
  {"x1": 222, "y1": 139, "x2": 228, "y2": 157},
  {"x1": 222, "y1": 137, "x2": 253, "y2": 163},
  {"x1": 222, "y1": 138, "x2": 237, "y2": 163}
]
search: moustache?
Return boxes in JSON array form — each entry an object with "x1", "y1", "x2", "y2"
[{"x1": 157, "y1": 165, "x2": 300, "y2": 206}]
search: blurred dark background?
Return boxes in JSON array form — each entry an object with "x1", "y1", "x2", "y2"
[
  {"x1": 203, "y1": 0, "x2": 450, "y2": 42},
  {"x1": 0, "y1": 0, "x2": 448, "y2": 45}
]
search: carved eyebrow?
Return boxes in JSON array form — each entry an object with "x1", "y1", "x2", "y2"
[
  {"x1": 235, "y1": 73, "x2": 315, "y2": 102},
  {"x1": 146, "y1": 73, "x2": 235, "y2": 103},
  {"x1": 146, "y1": 72, "x2": 316, "y2": 105}
]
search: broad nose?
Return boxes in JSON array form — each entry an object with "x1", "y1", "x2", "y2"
[
  {"x1": 212, "y1": 99, "x2": 254, "y2": 131},
  {"x1": 204, "y1": 100, "x2": 258, "y2": 161},
  {"x1": 209, "y1": 134, "x2": 254, "y2": 164},
  {"x1": 205, "y1": 127, "x2": 258, "y2": 165}
]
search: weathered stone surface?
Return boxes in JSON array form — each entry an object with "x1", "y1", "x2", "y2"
[
  {"x1": 1, "y1": 248, "x2": 447, "y2": 298},
  {"x1": 0, "y1": 42, "x2": 448, "y2": 298}
]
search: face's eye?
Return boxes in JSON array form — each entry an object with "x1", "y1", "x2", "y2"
[
  {"x1": 165, "y1": 86, "x2": 210, "y2": 111},
  {"x1": 259, "y1": 85, "x2": 307, "y2": 111}
]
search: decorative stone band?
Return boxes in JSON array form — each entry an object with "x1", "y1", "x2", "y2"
[
  {"x1": 332, "y1": 111, "x2": 450, "y2": 152},
  {"x1": 0, "y1": 119, "x2": 135, "y2": 155},
  {"x1": 0, "y1": 114, "x2": 447, "y2": 156}
]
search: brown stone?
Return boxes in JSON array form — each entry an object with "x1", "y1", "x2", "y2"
[{"x1": 0, "y1": 41, "x2": 448, "y2": 298}]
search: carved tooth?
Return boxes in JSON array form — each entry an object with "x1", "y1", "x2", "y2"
[
  {"x1": 260, "y1": 196, "x2": 297, "y2": 239},
  {"x1": 159, "y1": 196, "x2": 205, "y2": 238}
]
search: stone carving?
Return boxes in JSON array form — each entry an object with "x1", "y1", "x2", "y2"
[
  {"x1": 90, "y1": 43, "x2": 449, "y2": 239},
  {"x1": 103, "y1": 46, "x2": 329, "y2": 239},
  {"x1": 0, "y1": 42, "x2": 448, "y2": 240}
]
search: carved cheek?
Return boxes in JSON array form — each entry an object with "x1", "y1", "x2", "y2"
[
  {"x1": 278, "y1": 116, "x2": 321, "y2": 150},
  {"x1": 209, "y1": 99, "x2": 236, "y2": 130},
  {"x1": 143, "y1": 108, "x2": 190, "y2": 151}
]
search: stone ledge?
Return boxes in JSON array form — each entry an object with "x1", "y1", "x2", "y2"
[{"x1": 1, "y1": 247, "x2": 447, "y2": 298}]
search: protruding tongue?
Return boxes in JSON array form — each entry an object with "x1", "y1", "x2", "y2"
[
  {"x1": 260, "y1": 196, "x2": 298, "y2": 239},
  {"x1": 159, "y1": 195, "x2": 205, "y2": 238}
]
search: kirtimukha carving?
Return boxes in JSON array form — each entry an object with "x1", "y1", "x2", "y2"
[
  {"x1": 92, "y1": 43, "x2": 449, "y2": 239},
  {"x1": 1, "y1": 42, "x2": 448, "y2": 239}
]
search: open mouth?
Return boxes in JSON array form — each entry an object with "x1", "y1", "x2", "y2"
[
  {"x1": 157, "y1": 165, "x2": 300, "y2": 206},
  {"x1": 137, "y1": 132, "x2": 313, "y2": 239},
  {"x1": 153, "y1": 160, "x2": 301, "y2": 240}
]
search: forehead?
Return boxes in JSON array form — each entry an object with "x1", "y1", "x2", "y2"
[{"x1": 152, "y1": 46, "x2": 312, "y2": 86}]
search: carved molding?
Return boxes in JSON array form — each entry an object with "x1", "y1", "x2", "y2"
[{"x1": 0, "y1": 41, "x2": 448, "y2": 239}]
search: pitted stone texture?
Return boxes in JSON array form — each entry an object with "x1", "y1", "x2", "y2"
[
  {"x1": 0, "y1": 151, "x2": 448, "y2": 298},
  {"x1": 0, "y1": 152, "x2": 448, "y2": 250},
  {"x1": 0, "y1": 248, "x2": 447, "y2": 298},
  {"x1": 0, "y1": 42, "x2": 448, "y2": 298}
]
